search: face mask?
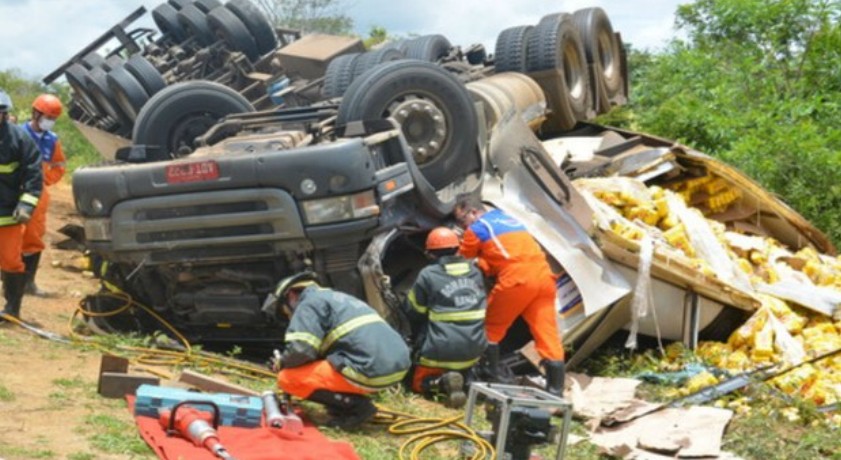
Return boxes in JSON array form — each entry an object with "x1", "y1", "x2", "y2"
[{"x1": 38, "y1": 117, "x2": 56, "y2": 132}]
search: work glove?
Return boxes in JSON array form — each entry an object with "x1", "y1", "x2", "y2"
[
  {"x1": 12, "y1": 202, "x2": 34, "y2": 223},
  {"x1": 268, "y1": 349, "x2": 283, "y2": 373}
]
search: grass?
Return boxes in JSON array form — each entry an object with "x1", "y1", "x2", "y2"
[
  {"x1": 80, "y1": 413, "x2": 152, "y2": 456},
  {"x1": 0, "y1": 383, "x2": 15, "y2": 402},
  {"x1": 0, "y1": 442, "x2": 55, "y2": 459}
]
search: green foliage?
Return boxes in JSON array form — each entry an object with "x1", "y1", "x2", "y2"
[
  {"x1": 1, "y1": 69, "x2": 102, "y2": 173},
  {"x1": 364, "y1": 26, "x2": 389, "y2": 49},
  {"x1": 0, "y1": 443, "x2": 54, "y2": 459},
  {"x1": 254, "y1": 0, "x2": 354, "y2": 35},
  {"x1": 624, "y1": 0, "x2": 841, "y2": 243}
]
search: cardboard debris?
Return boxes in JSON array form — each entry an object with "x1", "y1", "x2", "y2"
[
  {"x1": 566, "y1": 372, "x2": 642, "y2": 420},
  {"x1": 590, "y1": 406, "x2": 733, "y2": 458}
]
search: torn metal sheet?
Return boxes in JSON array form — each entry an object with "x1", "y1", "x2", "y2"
[{"x1": 483, "y1": 114, "x2": 632, "y2": 315}]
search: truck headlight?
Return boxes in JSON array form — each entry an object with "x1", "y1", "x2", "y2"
[
  {"x1": 84, "y1": 218, "x2": 112, "y2": 241},
  {"x1": 302, "y1": 190, "x2": 379, "y2": 225}
]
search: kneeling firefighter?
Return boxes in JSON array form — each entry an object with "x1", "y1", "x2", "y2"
[
  {"x1": 404, "y1": 227, "x2": 488, "y2": 408},
  {"x1": 266, "y1": 272, "x2": 411, "y2": 429}
]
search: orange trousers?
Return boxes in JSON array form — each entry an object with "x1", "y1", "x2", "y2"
[
  {"x1": 486, "y1": 274, "x2": 565, "y2": 361},
  {"x1": 277, "y1": 360, "x2": 373, "y2": 399},
  {"x1": 22, "y1": 188, "x2": 49, "y2": 254},
  {"x1": 0, "y1": 225, "x2": 25, "y2": 273},
  {"x1": 410, "y1": 365, "x2": 446, "y2": 393}
]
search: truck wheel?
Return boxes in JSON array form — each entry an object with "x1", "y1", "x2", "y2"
[
  {"x1": 494, "y1": 25, "x2": 533, "y2": 73},
  {"x1": 193, "y1": 0, "x2": 222, "y2": 13},
  {"x1": 337, "y1": 60, "x2": 479, "y2": 190},
  {"x1": 226, "y1": 0, "x2": 278, "y2": 55},
  {"x1": 168, "y1": 0, "x2": 193, "y2": 10},
  {"x1": 380, "y1": 39, "x2": 410, "y2": 54},
  {"x1": 177, "y1": 3, "x2": 217, "y2": 46},
  {"x1": 65, "y1": 63, "x2": 100, "y2": 118},
  {"x1": 573, "y1": 7, "x2": 623, "y2": 106},
  {"x1": 107, "y1": 66, "x2": 150, "y2": 121},
  {"x1": 527, "y1": 12, "x2": 591, "y2": 130},
  {"x1": 133, "y1": 81, "x2": 254, "y2": 159},
  {"x1": 86, "y1": 67, "x2": 133, "y2": 130},
  {"x1": 207, "y1": 6, "x2": 259, "y2": 61},
  {"x1": 404, "y1": 34, "x2": 451, "y2": 62},
  {"x1": 81, "y1": 52, "x2": 106, "y2": 70},
  {"x1": 124, "y1": 55, "x2": 167, "y2": 97},
  {"x1": 322, "y1": 52, "x2": 360, "y2": 99},
  {"x1": 153, "y1": 3, "x2": 188, "y2": 42},
  {"x1": 351, "y1": 48, "x2": 405, "y2": 81}
]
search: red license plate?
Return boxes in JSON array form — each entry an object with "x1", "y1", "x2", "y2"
[{"x1": 165, "y1": 160, "x2": 220, "y2": 184}]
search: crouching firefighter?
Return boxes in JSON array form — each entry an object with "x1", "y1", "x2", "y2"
[
  {"x1": 404, "y1": 227, "x2": 487, "y2": 408},
  {"x1": 265, "y1": 272, "x2": 411, "y2": 429}
]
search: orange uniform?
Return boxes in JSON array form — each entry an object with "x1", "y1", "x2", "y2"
[
  {"x1": 459, "y1": 208, "x2": 564, "y2": 361},
  {"x1": 21, "y1": 121, "x2": 65, "y2": 254}
]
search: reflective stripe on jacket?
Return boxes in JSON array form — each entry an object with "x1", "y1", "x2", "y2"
[
  {"x1": 0, "y1": 122, "x2": 42, "y2": 225},
  {"x1": 405, "y1": 255, "x2": 488, "y2": 369},
  {"x1": 281, "y1": 286, "x2": 410, "y2": 389},
  {"x1": 459, "y1": 208, "x2": 553, "y2": 283}
]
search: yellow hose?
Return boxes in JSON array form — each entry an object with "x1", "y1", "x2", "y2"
[{"x1": 377, "y1": 408, "x2": 496, "y2": 460}]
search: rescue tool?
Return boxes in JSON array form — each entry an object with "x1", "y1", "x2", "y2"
[
  {"x1": 159, "y1": 401, "x2": 237, "y2": 460},
  {"x1": 261, "y1": 390, "x2": 304, "y2": 435}
]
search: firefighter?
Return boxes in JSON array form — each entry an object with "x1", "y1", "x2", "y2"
[
  {"x1": 21, "y1": 94, "x2": 66, "y2": 297},
  {"x1": 0, "y1": 89, "x2": 42, "y2": 320},
  {"x1": 268, "y1": 272, "x2": 411, "y2": 429},
  {"x1": 404, "y1": 227, "x2": 487, "y2": 408},
  {"x1": 453, "y1": 194, "x2": 566, "y2": 396}
]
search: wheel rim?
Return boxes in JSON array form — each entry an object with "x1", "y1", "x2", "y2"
[
  {"x1": 597, "y1": 29, "x2": 615, "y2": 78},
  {"x1": 168, "y1": 112, "x2": 220, "y2": 156},
  {"x1": 386, "y1": 94, "x2": 449, "y2": 165},
  {"x1": 562, "y1": 41, "x2": 585, "y2": 100}
]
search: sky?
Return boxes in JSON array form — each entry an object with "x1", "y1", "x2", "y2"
[{"x1": 0, "y1": 0, "x2": 685, "y2": 82}]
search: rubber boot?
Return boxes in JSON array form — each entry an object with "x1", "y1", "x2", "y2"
[
  {"x1": 478, "y1": 343, "x2": 515, "y2": 383},
  {"x1": 543, "y1": 360, "x2": 566, "y2": 397},
  {"x1": 422, "y1": 371, "x2": 467, "y2": 408},
  {"x1": 307, "y1": 390, "x2": 377, "y2": 429},
  {"x1": 23, "y1": 253, "x2": 50, "y2": 297},
  {"x1": 1, "y1": 271, "x2": 27, "y2": 320}
]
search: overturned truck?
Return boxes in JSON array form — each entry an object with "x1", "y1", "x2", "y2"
[{"x1": 65, "y1": 2, "x2": 839, "y2": 368}]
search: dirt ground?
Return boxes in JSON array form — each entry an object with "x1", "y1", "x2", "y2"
[{"x1": 0, "y1": 182, "x2": 152, "y2": 460}]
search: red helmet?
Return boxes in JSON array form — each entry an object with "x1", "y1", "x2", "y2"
[
  {"x1": 425, "y1": 227, "x2": 460, "y2": 251},
  {"x1": 32, "y1": 94, "x2": 63, "y2": 118}
]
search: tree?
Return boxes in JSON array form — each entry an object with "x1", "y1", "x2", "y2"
[
  {"x1": 618, "y1": 0, "x2": 841, "y2": 243},
  {"x1": 253, "y1": 0, "x2": 353, "y2": 35}
]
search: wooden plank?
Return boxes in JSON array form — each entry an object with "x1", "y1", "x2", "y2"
[{"x1": 178, "y1": 369, "x2": 260, "y2": 397}]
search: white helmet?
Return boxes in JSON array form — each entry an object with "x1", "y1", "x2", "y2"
[{"x1": 0, "y1": 89, "x2": 12, "y2": 112}]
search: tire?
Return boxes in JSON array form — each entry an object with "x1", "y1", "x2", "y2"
[
  {"x1": 81, "y1": 52, "x2": 105, "y2": 70},
  {"x1": 193, "y1": 0, "x2": 222, "y2": 13},
  {"x1": 226, "y1": 0, "x2": 278, "y2": 55},
  {"x1": 404, "y1": 34, "x2": 451, "y2": 62},
  {"x1": 124, "y1": 55, "x2": 167, "y2": 96},
  {"x1": 380, "y1": 39, "x2": 409, "y2": 54},
  {"x1": 102, "y1": 55, "x2": 125, "y2": 72},
  {"x1": 337, "y1": 60, "x2": 479, "y2": 189},
  {"x1": 207, "y1": 6, "x2": 259, "y2": 61},
  {"x1": 65, "y1": 63, "x2": 99, "y2": 117},
  {"x1": 573, "y1": 7, "x2": 622, "y2": 98},
  {"x1": 153, "y1": 3, "x2": 188, "y2": 42},
  {"x1": 351, "y1": 47, "x2": 404, "y2": 81},
  {"x1": 107, "y1": 66, "x2": 150, "y2": 121},
  {"x1": 132, "y1": 81, "x2": 255, "y2": 159},
  {"x1": 494, "y1": 25, "x2": 533, "y2": 73},
  {"x1": 527, "y1": 12, "x2": 591, "y2": 129},
  {"x1": 322, "y1": 52, "x2": 360, "y2": 99},
  {"x1": 168, "y1": 0, "x2": 193, "y2": 10},
  {"x1": 177, "y1": 3, "x2": 217, "y2": 46},
  {"x1": 86, "y1": 67, "x2": 132, "y2": 128}
]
